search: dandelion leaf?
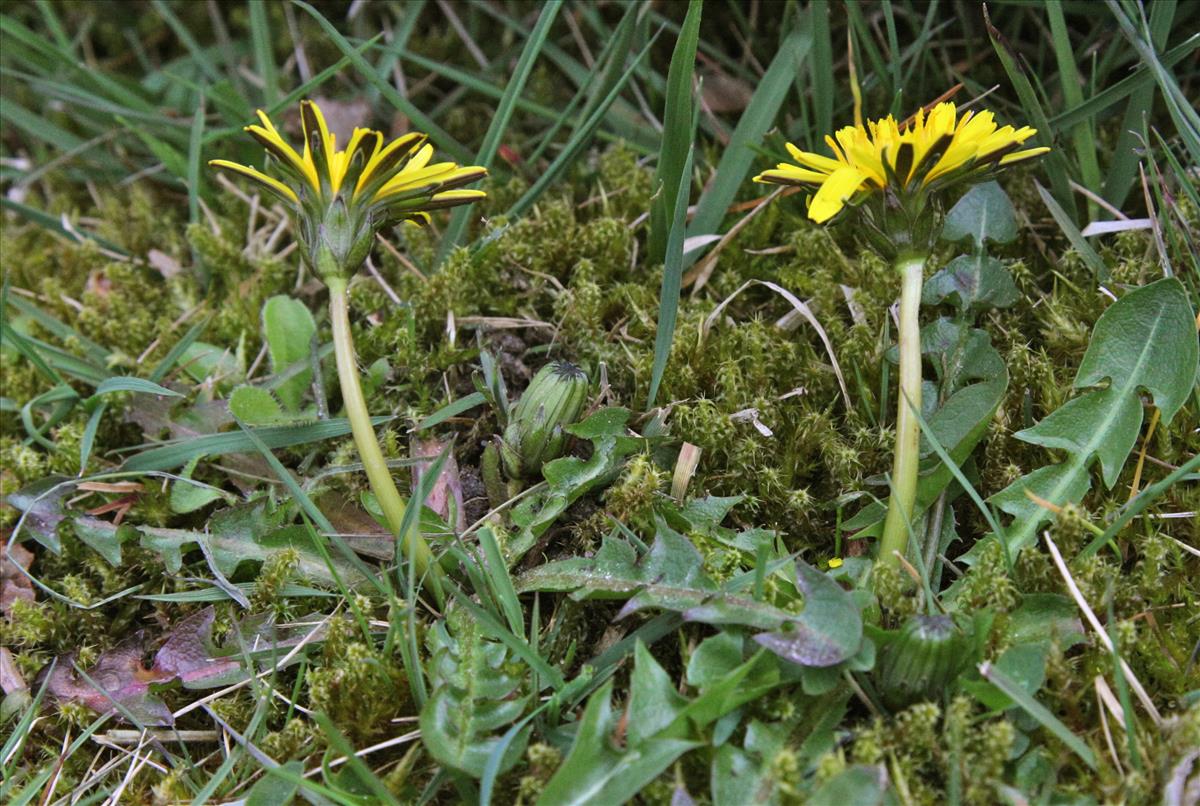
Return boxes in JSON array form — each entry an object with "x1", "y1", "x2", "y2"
[
  {"x1": 137, "y1": 501, "x2": 363, "y2": 586},
  {"x1": 419, "y1": 609, "x2": 530, "y2": 779},
  {"x1": 262, "y1": 295, "x2": 316, "y2": 413},
  {"x1": 229, "y1": 385, "x2": 288, "y2": 426},
  {"x1": 516, "y1": 518, "x2": 717, "y2": 617},
  {"x1": 538, "y1": 679, "x2": 699, "y2": 806},
  {"x1": 923, "y1": 254, "x2": 1020, "y2": 312},
  {"x1": 752, "y1": 560, "x2": 863, "y2": 668},
  {"x1": 940, "y1": 181, "x2": 1018, "y2": 247},
  {"x1": 993, "y1": 278, "x2": 1197, "y2": 552}
]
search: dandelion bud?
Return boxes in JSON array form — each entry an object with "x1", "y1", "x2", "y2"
[
  {"x1": 877, "y1": 614, "x2": 972, "y2": 709},
  {"x1": 501, "y1": 361, "x2": 589, "y2": 479}
]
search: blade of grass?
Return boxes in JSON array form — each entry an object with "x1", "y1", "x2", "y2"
[
  {"x1": 479, "y1": 703, "x2": 549, "y2": 806},
  {"x1": 121, "y1": 416, "x2": 394, "y2": 472},
  {"x1": 4, "y1": 331, "x2": 109, "y2": 386},
  {"x1": 370, "y1": 0, "x2": 425, "y2": 102},
  {"x1": 899, "y1": 3, "x2": 946, "y2": 94},
  {"x1": 311, "y1": 713, "x2": 402, "y2": 806},
  {"x1": 0, "y1": 14, "x2": 156, "y2": 113},
  {"x1": 1105, "y1": 583, "x2": 1143, "y2": 771},
  {"x1": 477, "y1": 525, "x2": 524, "y2": 639},
  {"x1": 187, "y1": 98, "x2": 207, "y2": 226},
  {"x1": 120, "y1": 115, "x2": 189, "y2": 182},
  {"x1": 79, "y1": 401, "x2": 106, "y2": 472},
  {"x1": 235, "y1": 417, "x2": 387, "y2": 596},
  {"x1": 1100, "y1": 2, "x2": 1175, "y2": 210},
  {"x1": 684, "y1": 29, "x2": 812, "y2": 268},
  {"x1": 647, "y1": 0, "x2": 701, "y2": 266},
  {"x1": 292, "y1": 0, "x2": 470, "y2": 163},
  {"x1": 0, "y1": 284, "x2": 66, "y2": 385},
  {"x1": 3, "y1": 711, "x2": 111, "y2": 806},
  {"x1": 0, "y1": 97, "x2": 84, "y2": 151},
  {"x1": 248, "y1": 0, "x2": 279, "y2": 106},
  {"x1": 149, "y1": 317, "x2": 209, "y2": 384},
  {"x1": 4, "y1": 294, "x2": 109, "y2": 363},
  {"x1": 415, "y1": 391, "x2": 486, "y2": 432},
  {"x1": 203, "y1": 35, "x2": 384, "y2": 146},
  {"x1": 134, "y1": 582, "x2": 332, "y2": 602},
  {"x1": 0, "y1": 659, "x2": 56, "y2": 772},
  {"x1": 1152, "y1": 128, "x2": 1200, "y2": 217},
  {"x1": 149, "y1": 0, "x2": 223, "y2": 84},
  {"x1": 526, "y1": 2, "x2": 643, "y2": 163},
  {"x1": 906, "y1": 387, "x2": 1011, "y2": 557},
  {"x1": 809, "y1": 0, "x2": 834, "y2": 151},
  {"x1": 0, "y1": 197, "x2": 128, "y2": 254},
  {"x1": 880, "y1": 0, "x2": 903, "y2": 114},
  {"x1": 1, "y1": 64, "x2": 185, "y2": 130},
  {"x1": 844, "y1": 1, "x2": 887, "y2": 94},
  {"x1": 1077, "y1": 452, "x2": 1200, "y2": 561},
  {"x1": 1049, "y1": 33, "x2": 1197, "y2": 133},
  {"x1": 93, "y1": 377, "x2": 182, "y2": 397},
  {"x1": 394, "y1": 440, "x2": 448, "y2": 605},
  {"x1": 646, "y1": 143, "x2": 694, "y2": 409},
  {"x1": 647, "y1": 7, "x2": 754, "y2": 83},
  {"x1": 1046, "y1": 0, "x2": 1102, "y2": 219},
  {"x1": 1036, "y1": 181, "x2": 1109, "y2": 281},
  {"x1": 447, "y1": 589, "x2": 563, "y2": 690},
  {"x1": 31, "y1": 0, "x2": 70, "y2": 52},
  {"x1": 983, "y1": 6, "x2": 1078, "y2": 222},
  {"x1": 1104, "y1": 0, "x2": 1200, "y2": 167},
  {"x1": 437, "y1": 0, "x2": 563, "y2": 263},
  {"x1": 979, "y1": 661, "x2": 1097, "y2": 770},
  {"x1": 469, "y1": 0, "x2": 646, "y2": 134},
  {"x1": 506, "y1": 27, "x2": 659, "y2": 219},
  {"x1": 380, "y1": 46, "x2": 558, "y2": 124}
]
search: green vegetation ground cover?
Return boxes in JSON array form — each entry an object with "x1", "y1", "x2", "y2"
[{"x1": 1, "y1": 1, "x2": 1198, "y2": 804}]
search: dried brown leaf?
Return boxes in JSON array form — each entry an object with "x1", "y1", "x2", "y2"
[{"x1": 1, "y1": 535, "x2": 35, "y2": 618}]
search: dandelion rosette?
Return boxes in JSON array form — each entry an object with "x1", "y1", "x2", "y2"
[
  {"x1": 210, "y1": 100, "x2": 486, "y2": 279},
  {"x1": 754, "y1": 102, "x2": 1049, "y2": 258}
]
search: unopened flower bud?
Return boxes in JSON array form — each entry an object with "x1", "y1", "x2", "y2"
[
  {"x1": 501, "y1": 361, "x2": 588, "y2": 479},
  {"x1": 877, "y1": 614, "x2": 972, "y2": 709}
]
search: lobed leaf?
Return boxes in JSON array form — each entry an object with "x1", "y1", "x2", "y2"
[
  {"x1": 993, "y1": 278, "x2": 1197, "y2": 552},
  {"x1": 419, "y1": 609, "x2": 530, "y2": 779}
]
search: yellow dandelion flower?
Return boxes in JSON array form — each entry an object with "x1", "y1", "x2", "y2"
[
  {"x1": 209, "y1": 100, "x2": 486, "y2": 278},
  {"x1": 754, "y1": 101, "x2": 1049, "y2": 224}
]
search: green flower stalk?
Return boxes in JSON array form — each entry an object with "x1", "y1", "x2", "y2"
[
  {"x1": 211, "y1": 100, "x2": 486, "y2": 591},
  {"x1": 754, "y1": 101, "x2": 1048, "y2": 569}
]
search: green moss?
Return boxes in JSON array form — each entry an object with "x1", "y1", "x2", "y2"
[
  {"x1": 604, "y1": 454, "x2": 666, "y2": 528},
  {"x1": 252, "y1": 546, "x2": 299, "y2": 613},
  {"x1": 187, "y1": 221, "x2": 296, "y2": 346},
  {"x1": 952, "y1": 539, "x2": 1018, "y2": 614},
  {"x1": 306, "y1": 616, "x2": 410, "y2": 743},
  {"x1": 262, "y1": 717, "x2": 321, "y2": 760}
]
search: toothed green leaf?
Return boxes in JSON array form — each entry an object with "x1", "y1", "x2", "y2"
[{"x1": 993, "y1": 278, "x2": 1197, "y2": 552}]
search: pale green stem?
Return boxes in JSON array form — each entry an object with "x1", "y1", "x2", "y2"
[
  {"x1": 879, "y1": 255, "x2": 926, "y2": 569},
  {"x1": 327, "y1": 276, "x2": 442, "y2": 596}
]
